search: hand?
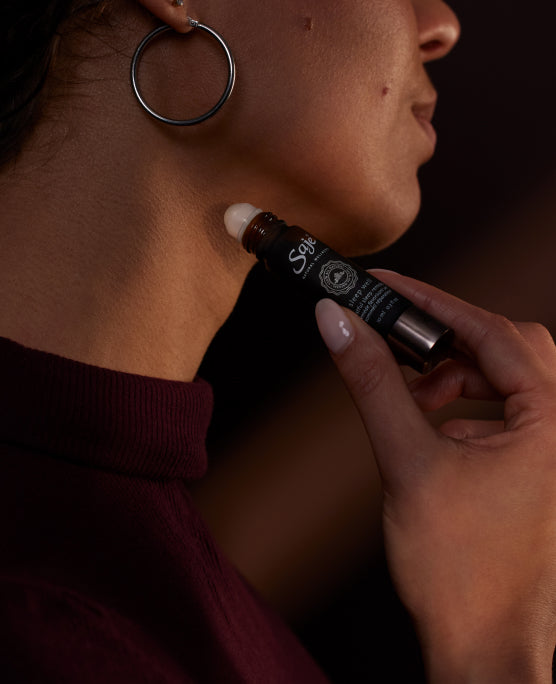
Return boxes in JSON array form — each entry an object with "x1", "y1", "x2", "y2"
[{"x1": 315, "y1": 271, "x2": 556, "y2": 683}]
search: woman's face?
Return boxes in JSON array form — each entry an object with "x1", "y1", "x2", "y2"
[{"x1": 187, "y1": 0, "x2": 460, "y2": 253}]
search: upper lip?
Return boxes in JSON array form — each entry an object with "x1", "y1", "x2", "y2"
[{"x1": 412, "y1": 95, "x2": 438, "y2": 124}]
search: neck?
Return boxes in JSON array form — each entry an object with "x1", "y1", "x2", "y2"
[{"x1": 0, "y1": 122, "x2": 254, "y2": 382}]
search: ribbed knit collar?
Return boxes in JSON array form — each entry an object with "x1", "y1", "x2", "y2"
[{"x1": 0, "y1": 337, "x2": 213, "y2": 480}]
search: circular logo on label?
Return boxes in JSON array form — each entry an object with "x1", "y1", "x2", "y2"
[{"x1": 318, "y1": 260, "x2": 358, "y2": 296}]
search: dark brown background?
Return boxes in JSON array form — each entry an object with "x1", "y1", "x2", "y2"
[{"x1": 198, "y1": 1, "x2": 556, "y2": 681}]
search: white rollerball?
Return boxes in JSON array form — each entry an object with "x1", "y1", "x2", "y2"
[{"x1": 224, "y1": 203, "x2": 263, "y2": 242}]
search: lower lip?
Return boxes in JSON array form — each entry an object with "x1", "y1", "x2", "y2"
[{"x1": 414, "y1": 115, "x2": 437, "y2": 148}]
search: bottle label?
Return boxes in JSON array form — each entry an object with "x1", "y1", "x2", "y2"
[
  {"x1": 287, "y1": 236, "x2": 318, "y2": 274},
  {"x1": 263, "y1": 226, "x2": 412, "y2": 337},
  {"x1": 318, "y1": 260, "x2": 359, "y2": 296}
]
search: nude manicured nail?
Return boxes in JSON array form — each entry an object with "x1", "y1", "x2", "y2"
[
  {"x1": 367, "y1": 268, "x2": 399, "y2": 276},
  {"x1": 315, "y1": 299, "x2": 354, "y2": 354}
]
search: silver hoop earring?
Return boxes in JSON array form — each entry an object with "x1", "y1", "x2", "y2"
[{"x1": 130, "y1": 19, "x2": 236, "y2": 126}]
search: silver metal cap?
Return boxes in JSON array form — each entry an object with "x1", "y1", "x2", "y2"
[{"x1": 387, "y1": 306, "x2": 453, "y2": 374}]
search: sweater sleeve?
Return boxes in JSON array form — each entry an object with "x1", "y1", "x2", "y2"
[{"x1": 0, "y1": 577, "x2": 195, "y2": 684}]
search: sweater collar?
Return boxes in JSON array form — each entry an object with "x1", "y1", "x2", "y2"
[{"x1": 0, "y1": 337, "x2": 213, "y2": 480}]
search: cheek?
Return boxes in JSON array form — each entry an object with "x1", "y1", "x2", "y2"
[
  {"x1": 228, "y1": 91, "x2": 422, "y2": 254},
  {"x1": 220, "y1": 4, "x2": 422, "y2": 252}
]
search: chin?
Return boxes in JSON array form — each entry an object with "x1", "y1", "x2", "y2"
[
  {"x1": 330, "y1": 188, "x2": 422, "y2": 257},
  {"x1": 265, "y1": 175, "x2": 422, "y2": 258}
]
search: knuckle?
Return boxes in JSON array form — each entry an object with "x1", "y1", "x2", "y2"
[
  {"x1": 417, "y1": 290, "x2": 436, "y2": 314},
  {"x1": 471, "y1": 313, "x2": 516, "y2": 351},
  {"x1": 348, "y1": 355, "x2": 386, "y2": 401},
  {"x1": 440, "y1": 418, "x2": 469, "y2": 440},
  {"x1": 526, "y1": 322, "x2": 555, "y2": 349},
  {"x1": 489, "y1": 312, "x2": 517, "y2": 335},
  {"x1": 527, "y1": 321, "x2": 550, "y2": 335}
]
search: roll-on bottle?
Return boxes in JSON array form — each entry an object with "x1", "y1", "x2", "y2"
[{"x1": 224, "y1": 203, "x2": 453, "y2": 374}]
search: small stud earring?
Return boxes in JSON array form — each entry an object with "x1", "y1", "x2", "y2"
[{"x1": 172, "y1": 0, "x2": 184, "y2": 6}]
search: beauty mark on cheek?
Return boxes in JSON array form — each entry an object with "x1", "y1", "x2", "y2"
[
  {"x1": 303, "y1": 17, "x2": 313, "y2": 31},
  {"x1": 382, "y1": 86, "x2": 391, "y2": 97}
]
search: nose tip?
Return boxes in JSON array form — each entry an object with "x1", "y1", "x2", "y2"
[{"x1": 418, "y1": 1, "x2": 461, "y2": 62}]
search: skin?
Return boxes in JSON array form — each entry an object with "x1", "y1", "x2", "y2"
[
  {"x1": 0, "y1": 0, "x2": 459, "y2": 382},
  {"x1": 3, "y1": 0, "x2": 556, "y2": 680},
  {"x1": 145, "y1": 0, "x2": 461, "y2": 253},
  {"x1": 171, "y1": 0, "x2": 460, "y2": 253},
  {"x1": 315, "y1": 276, "x2": 556, "y2": 682}
]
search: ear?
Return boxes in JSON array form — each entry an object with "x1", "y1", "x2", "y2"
[{"x1": 137, "y1": 0, "x2": 195, "y2": 33}]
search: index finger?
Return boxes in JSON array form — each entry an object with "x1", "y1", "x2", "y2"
[{"x1": 370, "y1": 270, "x2": 553, "y2": 398}]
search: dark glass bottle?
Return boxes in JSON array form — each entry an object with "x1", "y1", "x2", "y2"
[{"x1": 234, "y1": 208, "x2": 453, "y2": 374}]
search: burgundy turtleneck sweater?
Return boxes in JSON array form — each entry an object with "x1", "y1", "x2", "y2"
[{"x1": 0, "y1": 337, "x2": 328, "y2": 683}]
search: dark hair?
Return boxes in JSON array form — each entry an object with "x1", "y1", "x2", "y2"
[{"x1": 0, "y1": 1, "x2": 108, "y2": 168}]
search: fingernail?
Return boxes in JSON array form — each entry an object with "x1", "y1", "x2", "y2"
[
  {"x1": 368, "y1": 268, "x2": 398, "y2": 275},
  {"x1": 315, "y1": 299, "x2": 354, "y2": 354}
]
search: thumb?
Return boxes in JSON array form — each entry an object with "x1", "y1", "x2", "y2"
[{"x1": 315, "y1": 298, "x2": 435, "y2": 490}]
